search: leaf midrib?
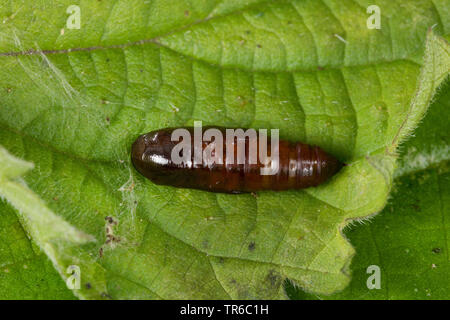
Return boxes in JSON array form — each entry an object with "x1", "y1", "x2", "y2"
[{"x1": 0, "y1": 0, "x2": 432, "y2": 74}]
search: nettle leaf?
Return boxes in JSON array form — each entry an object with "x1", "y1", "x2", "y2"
[
  {"x1": 287, "y1": 79, "x2": 450, "y2": 300},
  {"x1": 0, "y1": 201, "x2": 76, "y2": 299},
  {"x1": 0, "y1": 147, "x2": 101, "y2": 299},
  {"x1": 395, "y1": 83, "x2": 450, "y2": 179},
  {"x1": 0, "y1": 1, "x2": 449, "y2": 299}
]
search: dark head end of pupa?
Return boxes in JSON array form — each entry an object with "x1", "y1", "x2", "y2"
[{"x1": 131, "y1": 130, "x2": 175, "y2": 179}]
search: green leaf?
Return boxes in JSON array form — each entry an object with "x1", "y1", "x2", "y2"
[
  {"x1": 0, "y1": 147, "x2": 94, "y2": 245},
  {"x1": 0, "y1": 1, "x2": 449, "y2": 298},
  {"x1": 0, "y1": 200, "x2": 76, "y2": 299},
  {"x1": 0, "y1": 147, "x2": 105, "y2": 299},
  {"x1": 395, "y1": 83, "x2": 450, "y2": 178},
  {"x1": 287, "y1": 79, "x2": 450, "y2": 300}
]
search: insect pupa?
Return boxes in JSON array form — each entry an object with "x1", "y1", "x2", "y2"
[{"x1": 131, "y1": 126, "x2": 343, "y2": 194}]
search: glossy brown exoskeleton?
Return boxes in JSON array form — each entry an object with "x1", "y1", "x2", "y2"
[{"x1": 131, "y1": 127, "x2": 343, "y2": 193}]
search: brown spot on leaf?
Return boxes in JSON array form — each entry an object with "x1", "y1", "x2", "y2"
[
  {"x1": 105, "y1": 216, "x2": 117, "y2": 224},
  {"x1": 266, "y1": 269, "x2": 281, "y2": 288}
]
